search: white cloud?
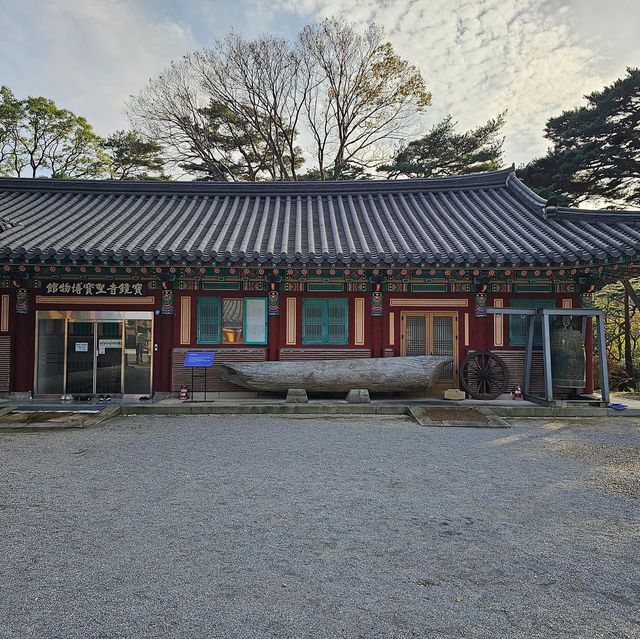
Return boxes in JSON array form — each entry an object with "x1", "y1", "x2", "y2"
[
  {"x1": 0, "y1": 0, "x2": 197, "y2": 135},
  {"x1": 1, "y1": 0, "x2": 637, "y2": 164},
  {"x1": 261, "y1": 0, "x2": 635, "y2": 164}
]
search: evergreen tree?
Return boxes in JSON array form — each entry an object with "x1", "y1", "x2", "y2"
[
  {"x1": 520, "y1": 68, "x2": 640, "y2": 208},
  {"x1": 378, "y1": 113, "x2": 506, "y2": 179},
  {"x1": 103, "y1": 130, "x2": 167, "y2": 180}
]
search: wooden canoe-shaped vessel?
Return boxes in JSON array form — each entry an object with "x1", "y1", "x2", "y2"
[{"x1": 219, "y1": 355, "x2": 452, "y2": 393}]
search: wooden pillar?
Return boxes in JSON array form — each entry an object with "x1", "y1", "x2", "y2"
[
  {"x1": 13, "y1": 288, "x2": 36, "y2": 394},
  {"x1": 473, "y1": 292, "x2": 490, "y2": 351},
  {"x1": 156, "y1": 311, "x2": 174, "y2": 392},
  {"x1": 154, "y1": 288, "x2": 175, "y2": 393},
  {"x1": 267, "y1": 289, "x2": 280, "y2": 361},
  {"x1": 370, "y1": 291, "x2": 383, "y2": 358}
]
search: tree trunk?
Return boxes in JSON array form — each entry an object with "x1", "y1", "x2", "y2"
[
  {"x1": 624, "y1": 287, "x2": 635, "y2": 386},
  {"x1": 219, "y1": 355, "x2": 452, "y2": 393}
]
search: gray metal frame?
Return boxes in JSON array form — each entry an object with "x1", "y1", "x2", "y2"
[{"x1": 486, "y1": 307, "x2": 609, "y2": 405}]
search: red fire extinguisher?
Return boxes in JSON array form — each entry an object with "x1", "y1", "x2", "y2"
[
  {"x1": 512, "y1": 385, "x2": 523, "y2": 400},
  {"x1": 180, "y1": 384, "x2": 189, "y2": 401}
]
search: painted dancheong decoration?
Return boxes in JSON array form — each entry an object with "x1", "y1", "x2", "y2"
[{"x1": 219, "y1": 355, "x2": 452, "y2": 393}]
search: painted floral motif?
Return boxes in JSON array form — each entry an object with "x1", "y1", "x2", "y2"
[
  {"x1": 371, "y1": 292, "x2": 383, "y2": 316},
  {"x1": 579, "y1": 293, "x2": 594, "y2": 309},
  {"x1": 16, "y1": 288, "x2": 29, "y2": 314},
  {"x1": 161, "y1": 289, "x2": 175, "y2": 315},
  {"x1": 474, "y1": 293, "x2": 487, "y2": 317},
  {"x1": 268, "y1": 291, "x2": 280, "y2": 316}
]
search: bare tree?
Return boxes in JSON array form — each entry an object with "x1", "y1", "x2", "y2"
[
  {"x1": 127, "y1": 21, "x2": 431, "y2": 181},
  {"x1": 193, "y1": 34, "x2": 307, "y2": 180},
  {"x1": 128, "y1": 60, "x2": 235, "y2": 180},
  {"x1": 299, "y1": 20, "x2": 431, "y2": 179}
]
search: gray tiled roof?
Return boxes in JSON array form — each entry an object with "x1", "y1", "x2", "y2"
[{"x1": 1, "y1": 168, "x2": 639, "y2": 266}]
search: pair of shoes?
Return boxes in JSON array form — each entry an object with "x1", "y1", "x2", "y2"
[{"x1": 60, "y1": 394, "x2": 74, "y2": 401}]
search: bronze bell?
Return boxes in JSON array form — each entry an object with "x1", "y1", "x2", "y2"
[{"x1": 550, "y1": 320, "x2": 586, "y2": 388}]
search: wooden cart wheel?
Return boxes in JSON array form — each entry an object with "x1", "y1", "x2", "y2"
[{"x1": 459, "y1": 350, "x2": 509, "y2": 400}]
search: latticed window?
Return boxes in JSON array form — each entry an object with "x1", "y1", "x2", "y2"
[
  {"x1": 509, "y1": 299, "x2": 556, "y2": 347},
  {"x1": 197, "y1": 298, "x2": 221, "y2": 343},
  {"x1": 196, "y1": 297, "x2": 267, "y2": 345},
  {"x1": 302, "y1": 298, "x2": 348, "y2": 345}
]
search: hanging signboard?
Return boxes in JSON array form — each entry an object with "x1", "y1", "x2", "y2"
[{"x1": 42, "y1": 282, "x2": 146, "y2": 296}]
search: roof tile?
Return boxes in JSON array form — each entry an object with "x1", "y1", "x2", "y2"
[{"x1": 1, "y1": 168, "x2": 639, "y2": 267}]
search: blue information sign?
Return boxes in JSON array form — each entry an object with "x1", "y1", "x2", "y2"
[{"x1": 184, "y1": 352, "x2": 215, "y2": 367}]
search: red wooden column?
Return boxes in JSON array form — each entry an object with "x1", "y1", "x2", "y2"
[
  {"x1": 370, "y1": 290, "x2": 383, "y2": 357},
  {"x1": 267, "y1": 288, "x2": 280, "y2": 361},
  {"x1": 13, "y1": 288, "x2": 36, "y2": 394},
  {"x1": 154, "y1": 288, "x2": 175, "y2": 393},
  {"x1": 471, "y1": 292, "x2": 491, "y2": 352}
]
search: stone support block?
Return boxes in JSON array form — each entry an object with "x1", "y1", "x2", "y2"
[
  {"x1": 286, "y1": 388, "x2": 308, "y2": 403},
  {"x1": 444, "y1": 388, "x2": 466, "y2": 400},
  {"x1": 346, "y1": 389, "x2": 370, "y2": 404}
]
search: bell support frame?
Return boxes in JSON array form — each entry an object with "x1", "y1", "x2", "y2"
[{"x1": 486, "y1": 307, "x2": 609, "y2": 407}]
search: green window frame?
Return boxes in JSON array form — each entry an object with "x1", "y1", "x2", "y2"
[
  {"x1": 509, "y1": 299, "x2": 556, "y2": 347},
  {"x1": 302, "y1": 298, "x2": 349, "y2": 345},
  {"x1": 196, "y1": 297, "x2": 267, "y2": 345},
  {"x1": 197, "y1": 297, "x2": 221, "y2": 344}
]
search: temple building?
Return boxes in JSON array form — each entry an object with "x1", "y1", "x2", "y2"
[{"x1": 0, "y1": 167, "x2": 638, "y2": 399}]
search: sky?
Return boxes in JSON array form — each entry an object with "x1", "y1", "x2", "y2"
[{"x1": 1, "y1": 0, "x2": 638, "y2": 167}]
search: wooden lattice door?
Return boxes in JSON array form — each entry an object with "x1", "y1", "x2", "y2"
[{"x1": 401, "y1": 312, "x2": 458, "y2": 394}]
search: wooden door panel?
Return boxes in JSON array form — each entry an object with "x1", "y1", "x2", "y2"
[{"x1": 401, "y1": 312, "x2": 458, "y2": 395}]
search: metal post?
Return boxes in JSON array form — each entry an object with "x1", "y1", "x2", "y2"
[
  {"x1": 541, "y1": 312, "x2": 553, "y2": 402},
  {"x1": 597, "y1": 313, "x2": 610, "y2": 404},
  {"x1": 578, "y1": 316, "x2": 587, "y2": 394},
  {"x1": 523, "y1": 314, "x2": 535, "y2": 395}
]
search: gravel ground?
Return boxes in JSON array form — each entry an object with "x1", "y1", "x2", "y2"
[{"x1": 0, "y1": 414, "x2": 639, "y2": 639}]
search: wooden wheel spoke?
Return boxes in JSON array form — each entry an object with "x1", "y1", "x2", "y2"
[{"x1": 459, "y1": 350, "x2": 509, "y2": 400}]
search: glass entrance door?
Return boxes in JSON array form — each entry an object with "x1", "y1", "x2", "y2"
[
  {"x1": 96, "y1": 322, "x2": 123, "y2": 395},
  {"x1": 123, "y1": 319, "x2": 152, "y2": 394},
  {"x1": 35, "y1": 311, "x2": 153, "y2": 397},
  {"x1": 66, "y1": 321, "x2": 95, "y2": 395}
]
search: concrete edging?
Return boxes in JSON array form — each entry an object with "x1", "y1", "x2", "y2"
[
  {"x1": 121, "y1": 403, "x2": 407, "y2": 417},
  {"x1": 1, "y1": 401, "x2": 636, "y2": 431}
]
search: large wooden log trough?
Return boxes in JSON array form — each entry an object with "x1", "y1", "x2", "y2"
[{"x1": 219, "y1": 355, "x2": 452, "y2": 393}]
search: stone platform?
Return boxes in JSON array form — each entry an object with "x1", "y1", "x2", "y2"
[{"x1": 1, "y1": 394, "x2": 639, "y2": 430}]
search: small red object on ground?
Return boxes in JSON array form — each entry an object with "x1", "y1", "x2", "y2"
[
  {"x1": 512, "y1": 385, "x2": 523, "y2": 400},
  {"x1": 179, "y1": 384, "x2": 189, "y2": 401}
]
